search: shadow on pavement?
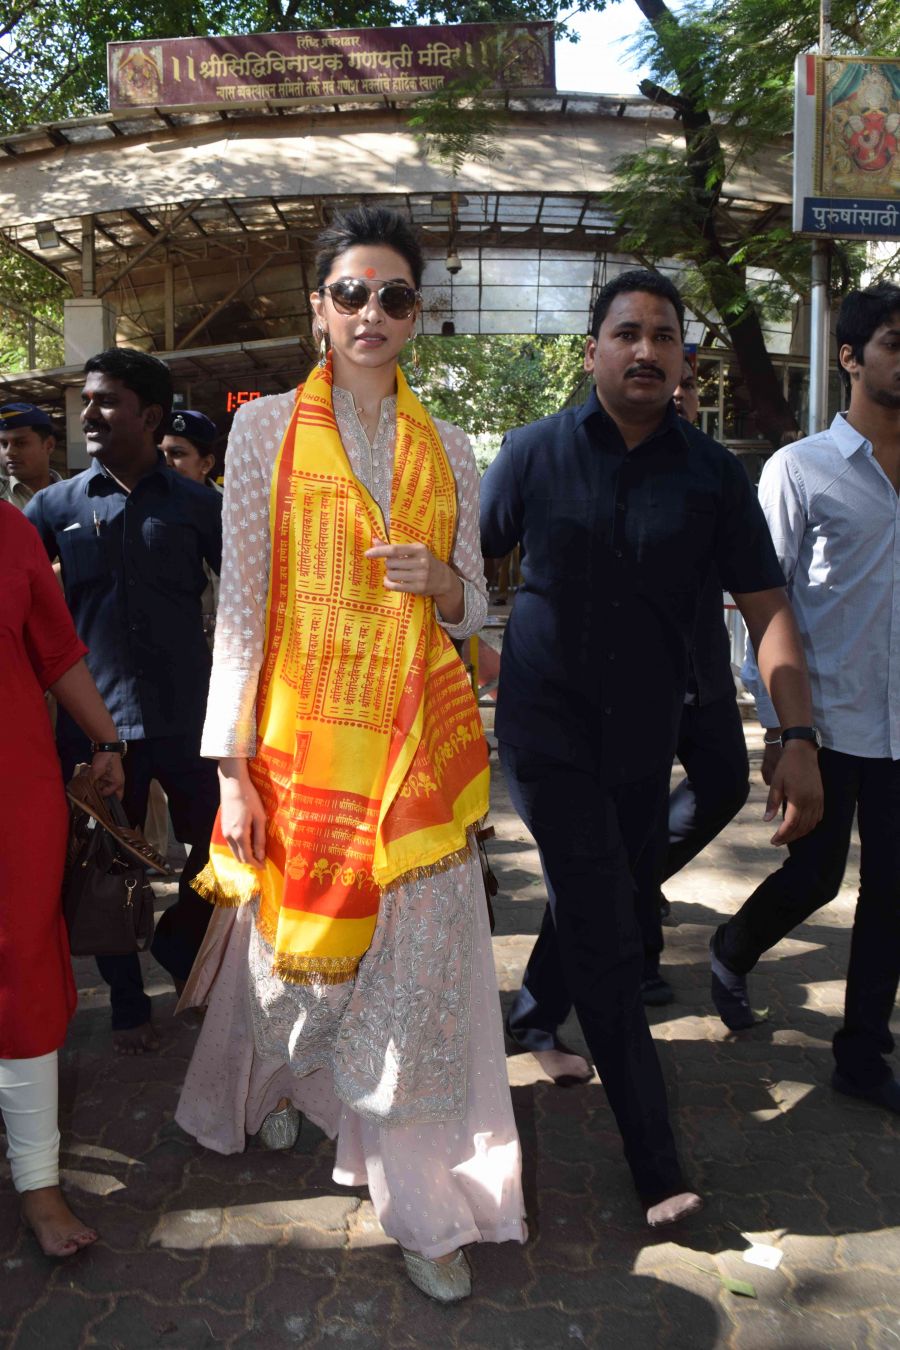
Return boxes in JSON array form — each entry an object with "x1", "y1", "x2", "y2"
[{"x1": 1, "y1": 736, "x2": 897, "y2": 1349}]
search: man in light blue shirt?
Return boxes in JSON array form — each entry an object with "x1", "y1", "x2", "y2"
[{"x1": 712, "y1": 282, "x2": 900, "y2": 1114}]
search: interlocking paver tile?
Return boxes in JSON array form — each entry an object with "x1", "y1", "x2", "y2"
[{"x1": 1, "y1": 721, "x2": 897, "y2": 1347}]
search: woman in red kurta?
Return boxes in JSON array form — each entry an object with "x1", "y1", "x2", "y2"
[{"x1": 0, "y1": 502, "x2": 124, "y2": 1256}]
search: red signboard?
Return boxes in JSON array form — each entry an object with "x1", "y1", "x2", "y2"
[{"x1": 107, "y1": 23, "x2": 555, "y2": 110}]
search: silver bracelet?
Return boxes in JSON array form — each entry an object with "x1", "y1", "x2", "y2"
[{"x1": 763, "y1": 733, "x2": 782, "y2": 746}]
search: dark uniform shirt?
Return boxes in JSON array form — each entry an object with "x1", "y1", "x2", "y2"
[
  {"x1": 26, "y1": 455, "x2": 222, "y2": 741},
  {"x1": 480, "y1": 391, "x2": 784, "y2": 784},
  {"x1": 685, "y1": 568, "x2": 736, "y2": 706}
]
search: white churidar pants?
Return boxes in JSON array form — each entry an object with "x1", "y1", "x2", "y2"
[{"x1": 0, "y1": 1051, "x2": 60, "y2": 1192}]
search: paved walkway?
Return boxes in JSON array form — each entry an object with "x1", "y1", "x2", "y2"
[{"x1": 2, "y1": 724, "x2": 898, "y2": 1348}]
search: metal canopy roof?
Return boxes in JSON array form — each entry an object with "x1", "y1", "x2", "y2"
[
  {"x1": 0, "y1": 91, "x2": 686, "y2": 161},
  {"x1": 0, "y1": 336, "x2": 308, "y2": 407},
  {"x1": 0, "y1": 93, "x2": 793, "y2": 415}
]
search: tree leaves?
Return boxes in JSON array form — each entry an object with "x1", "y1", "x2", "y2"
[
  {"x1": 407, "y1": 71, "x2": 505, "y2": 174},
  {"x1": 0, "y1": 240, "x2": 66, "y2": 374},
  {"x1": 680, "y1": 1258, "x2": 758, "y2": 1299},
  {"x1": 606, "y1": 0, "x2": 900, "y2": 445},
  {"x1": 403, "y1": 332, "x2": 585, "y2": 452}
]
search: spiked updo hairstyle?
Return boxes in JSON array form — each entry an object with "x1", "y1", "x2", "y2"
[{"x1": 314, "y1": 207, "x2": 425, "y2": 290}]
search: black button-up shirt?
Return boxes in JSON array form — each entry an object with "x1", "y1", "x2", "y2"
[
  {"x1": 26, "y1": 455, "x2": 222, "y2": 741},
  {"x1": 685, "y1": 568, "x2": 736, "y2": 706},
  {"x1": 480, "y1": 391, "x2": 784, "y2": 783}
]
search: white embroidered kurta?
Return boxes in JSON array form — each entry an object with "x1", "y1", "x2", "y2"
[{"x1": 176, "y1": 385, "x2": 526, "y2": 1259}]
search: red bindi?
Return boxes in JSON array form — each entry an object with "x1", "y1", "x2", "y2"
[{"x1": 363, "y1": 267, "x2": 377, "y2": 278}]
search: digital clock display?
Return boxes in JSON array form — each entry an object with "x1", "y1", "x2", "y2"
[{"x1": 226, "y1": 390, "x2": 262, "y2": 413}]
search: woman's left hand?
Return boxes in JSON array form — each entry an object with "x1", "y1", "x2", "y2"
[{"x1": 365, "y1": 540, "x2": 463, "y2": 621}]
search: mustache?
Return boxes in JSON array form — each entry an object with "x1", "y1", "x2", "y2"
[{"x1": 625, "y1": 364, "x2": 665, "y2": 380}]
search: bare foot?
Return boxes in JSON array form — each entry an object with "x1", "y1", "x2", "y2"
[
  {"x1": 532, "y1": 1046, "x2": 593, "y2": 1086},
  {"x1": 21, "y1": 1186, "x2": 97, "y2": 1258},
  {"x1": 113, "y1": 1021, "x2": 160, "y2": 1056},
  {"x1": 646, "y1": 1192, "x2": 704, "y2": 1227}
]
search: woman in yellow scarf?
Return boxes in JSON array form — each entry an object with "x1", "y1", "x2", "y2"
[{"x1": 176, "y1": 207, "x2": 526, "y2": 1301}]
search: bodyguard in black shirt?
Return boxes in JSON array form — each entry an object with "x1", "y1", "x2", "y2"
[
  {"x1": 480, "y1": 270, "x2": 823, "y2": 1224},
  {"x1": 636, "y1": 366, "x2": 751, "y2": 1003},
  {"x1": 27, "y1": 349, "x2": 222, "y2": 1054}
]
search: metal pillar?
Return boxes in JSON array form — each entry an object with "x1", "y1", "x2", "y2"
[
  {"x1": 164, "y1": 264, "x2": 175, "y2": 350},
  {"x1": 81, "y1": 215, "x2": 96, "y2": 298},
  {"x1": 808, "y1": 0, "x2": 832, "y2": 435},
  {"x1": 808, "y1": 241, "x2": 831, "y2": 434},
  {"x1": 63, "y1": 219, "x2": 115, "y2": 470}
]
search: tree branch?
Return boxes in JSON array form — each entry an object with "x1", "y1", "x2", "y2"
[
  {"x1": 639, "y1": 78, "x2": 689, "y2": 117},
  {"x1": 631, "y1": 0, "x2": 670, "y2": 24},
  {"x1": 624, "y1": 0, "x2": 799, "y2": 444},
  {"x1": 40, "y1": 56, "x2": 89, "y2": 103},
  {"x1": 0, "y1": 2, "x2": 41, "y2": 42},
  {"x1": 634, "y1": 250, "x2": 731, "y2": 348}
]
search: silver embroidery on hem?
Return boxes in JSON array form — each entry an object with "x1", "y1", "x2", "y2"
[
  {"x1": 247, "y1": 903, "x2": 349, "y2": 1077},
  {"x1": 333, "y1": 848, "x2": 475, "y2": 1127},
  {"x1": 244, "y1": 845, "x2": 477, "y2": 1128}
]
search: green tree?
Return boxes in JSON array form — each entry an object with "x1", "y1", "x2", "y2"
[
  {"x1": 405, "y1": 333, "x2": 585, "y2": 463},
  {"x1": 613, "y1": 0, "x2": 900, "y2": 445},
  {"x1": 0, "y1": 240, "x2": 66, "y2": 373}
]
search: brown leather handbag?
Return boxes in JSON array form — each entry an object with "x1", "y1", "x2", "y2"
[
  {"x1": 474, "y1": 824, "x2": 499, "y2": 933},
  {"x1": 63, "y1": 797, "x2": 155, "y2": 957}
]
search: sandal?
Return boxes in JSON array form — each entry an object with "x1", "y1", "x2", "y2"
[
  {"x1": 256, "y1": 1103, "x2": 301, "y2": 1150},
  {"x1": 401, "y1": 1248, "x2": 471, "y2": 1303}
]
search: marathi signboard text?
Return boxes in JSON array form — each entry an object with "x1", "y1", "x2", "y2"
[{"x1": 108, "y1": 23, "x2": 555, "y2": 109}]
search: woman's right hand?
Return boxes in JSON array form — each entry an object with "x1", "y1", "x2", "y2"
[{"x1": 218, "y1": 758, "x2": 267, "y2": 865}]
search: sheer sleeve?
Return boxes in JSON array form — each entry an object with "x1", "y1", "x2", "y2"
[
  {"x1": 200, "y1": 397, "x2": 284, "y2": 758},
  {"x1": 433, "y1": 419, "x2": 489, "y2": 641}
]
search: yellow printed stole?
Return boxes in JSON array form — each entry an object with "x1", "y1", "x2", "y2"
[{"x1": 195, "y1": 358, "x2": 489, "y2": 984}]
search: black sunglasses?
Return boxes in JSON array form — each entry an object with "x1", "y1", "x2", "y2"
[{"x1": 319, "y1": 277, "x2": 420, "y2": 321}]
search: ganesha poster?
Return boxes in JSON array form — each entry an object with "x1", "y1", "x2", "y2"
[
  {"x1": 794, "y1": 54, "x2": 900, "y2": 239},
  {"x1": 818, "y1": 57, "x2": 900, "y2": 197}
]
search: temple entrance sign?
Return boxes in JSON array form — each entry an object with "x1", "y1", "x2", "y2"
[
  {"x1": 0, "y1": 77, "x2": 792, "y2": 465},
  {"x1": 107, "y1": 22, "x2": 556, "y2": 109}
]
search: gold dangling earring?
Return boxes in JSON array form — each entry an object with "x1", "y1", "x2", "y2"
[
  {"x1": 411, "y1": 326, "x2": 420, "y2": 373},
  {"x1": 316, "y1": 323, "x2": 329, "y2": 368}
]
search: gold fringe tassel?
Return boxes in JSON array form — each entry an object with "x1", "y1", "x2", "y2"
[
  {"x1": 190, "y1": 861, "x2": 259, "y2": 909},
  {"x1": 381, "y1": 841, "x2": 474, "y2": 894},
  {"x1": 252, "y1": 894, "x2": 360, "y2": 986},
  {"x1": 272, "y1": 951, "x2": 361, "y2": 985},
  {"x1": 192, "y1": 834, "x2": 478, "y2": 987}
]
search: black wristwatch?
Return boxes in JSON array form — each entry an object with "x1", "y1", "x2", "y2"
[
  {"x1": 779, "y1": 726, "x2": 822, "y2": 749},
  {"x1": 90, "y1": 740, "x2": 128, "y2": 757}
]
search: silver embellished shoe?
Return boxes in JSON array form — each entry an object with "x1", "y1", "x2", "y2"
[
  {"x1": 401, "y1": 1247, "x2": 471, "y2": 1303},
  {"x1": 256, "y1": 1103, "x2": 300, "y2": 1150}
]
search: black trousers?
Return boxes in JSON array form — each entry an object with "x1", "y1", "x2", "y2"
[
  {"x1": 637, "y1": 693, "x2": 749, "y2": 977},
  {"x1": 500, "y1": 742, "x2": 684, "y2": 1204},
  {"x1": 61, "y1": 733, "x2": 219, "y2": 1030},
  {"x1": 715, "y1": 747, "x2": 900, "y2": 1090}
]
